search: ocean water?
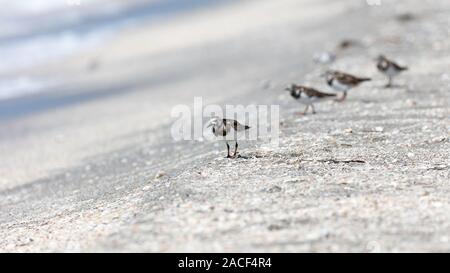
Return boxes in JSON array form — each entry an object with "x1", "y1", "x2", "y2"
[
  {"x1": 0, "y1": 0, "x2": 223, "y2": 100},
  {"x1": 0, "y1": 0, "x2": 129, "y2": 71}
]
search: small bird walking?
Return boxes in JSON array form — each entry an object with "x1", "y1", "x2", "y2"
[
  {"x1": 207, "y1": 117, "x2": 251, "y2": 159},
  {"x1": 285, "y1": 84, "x2": 337, "y2": 115},
  {"x1": 324, "y1": 70, "x2": 371, "y2": 102},
  {"x1": 376, "y1": 55, "x2": 408, "y2": 88}
]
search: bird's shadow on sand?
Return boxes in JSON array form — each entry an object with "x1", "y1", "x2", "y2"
[
  {"x1": 379, "y1": 83, "x2": 409, "y2": 89},
  {"x1": 224, "y1": 153, "x2": 265, "y2": 160},
  {"x1": 233, "y1": 154, "x2": 252, "y2": 160}
]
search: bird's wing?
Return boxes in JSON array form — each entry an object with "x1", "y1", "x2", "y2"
[
  {"x1": 390, "y1": 60, "x2": 408, "y2": 71},
  {"x1": 303, "y1": 87, "x2": 336, "y2": 98},
  {"x1": 224, "y1": 119, "x2": 250, "y2": 132},
  {"x1": 336, "y1": 72, "x2": 370, "y2": 84},
  {"x1": 336, "y1": 73, "x2": 359, "y2": 84}
]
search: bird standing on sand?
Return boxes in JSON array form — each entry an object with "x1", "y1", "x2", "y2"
[
  {"x1": 376, "y1": 55, "x2": 408, "y2": 88},
  {"x1": 324, "y1": 70, "x2": 371, "y2": 101},
  {"x1": 207, "y1": 118, "x2": 250, "y2": 159},
  {"x1": 285, "y1": 84, "x2": 337, "y2": 115}
]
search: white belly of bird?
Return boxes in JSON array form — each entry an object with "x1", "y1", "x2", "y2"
[
  {"x1": 385, "y1": 66, "x2": 400, "y2": 77},
  {"x1": 331, "y1": 80, "x2": 350, "y2": 92},
  {"x1": 214, "y1": 128, "x2": 242, "y2": 141},
  {"x1": 297, "y1": 97, "x2": 314, "y2": 105}
]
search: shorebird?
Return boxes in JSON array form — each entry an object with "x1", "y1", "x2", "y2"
[
  {"x1": 376, "y1": 55, "x2": 408, "y2": 88},
  {"x1": 324, "y1": 70, "x2": 371, "y2": 102},
  {"x1": 285, "y1": 84, "x2": 337, "y2": 115},
  {"x1": 207, "y1": 117, "x2": 250, "y2": 159}
]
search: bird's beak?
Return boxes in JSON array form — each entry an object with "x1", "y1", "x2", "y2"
[{"x1": 206, "y1": 123, "x2": 213, "y2": 128}]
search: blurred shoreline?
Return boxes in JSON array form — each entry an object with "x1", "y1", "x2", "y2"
[{"x1": 0, "y1": 0, "x2": 228, "y2": 100}]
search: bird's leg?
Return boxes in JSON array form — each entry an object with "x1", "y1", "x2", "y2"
[
  {"x1": 233, "y1": 142, "x2": 239, "y2": 158},
  {"x1": 385, "y1": 76, "x2": 393, "y2": 88},
  {"x1": 303, "y1": 105, "x2": 309, "y2": 115},
  {"x1": 226, "y1": 142, "x2": 231, "y2": 158},
  {"x1": 336, "y1": 91, "x2": 347, "y2": 102},
  {"x1": 297, "y1": 105, "x2": 308, "y2": 115},
  {"x1": 311, "y1": 104, "x2": 316, "y2": 114}
]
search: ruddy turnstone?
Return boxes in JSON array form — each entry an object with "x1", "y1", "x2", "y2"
[
  {"x1": 207, "y1": 117, "x2": 250, "y2": 159},
  {"x1": 376, "y1": 55, "x2": 408, "y2": 88},
  {"x1": 324, "y1": 70, "x2": 371, "y2": 101},
  {"x1": 285, "y1": 84, "x2": 336, "y2": 115}
]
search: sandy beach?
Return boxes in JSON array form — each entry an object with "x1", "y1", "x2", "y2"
[{"x1": 0, "y1": 0, "x2": 449, "y2": 252}]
